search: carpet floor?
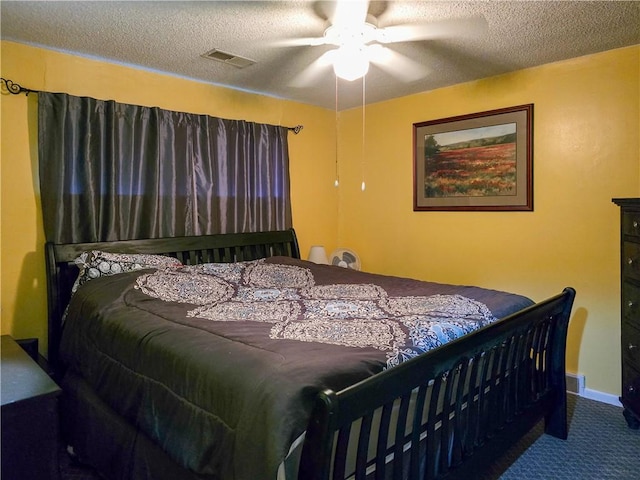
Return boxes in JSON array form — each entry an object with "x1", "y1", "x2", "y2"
[
  {"x1": 59, "y1": 394, "x2": 640, "y2": 479},
  {"x1": 481, "y1": 394, "x2": 640, "y2": 479}
]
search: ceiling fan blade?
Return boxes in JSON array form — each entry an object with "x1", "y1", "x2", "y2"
[
  {"x1": 331, "y1": 0, "x2": 369, "y2": 27},
  {"x1": 289, "y1": 50, "x2": 336, "y2": 88},
  {"x1": 269, "y1": 37, "x2": 328, "y2": 48},
  {"x1": 377, "y1": 16, "x2": 488, "y2": 44},
  {"x1": 274, "y1": 1, "x2": 372, "y2": 49},
  {"x1": 367, "y1": 45, "x2": 429, "y2": 82}
]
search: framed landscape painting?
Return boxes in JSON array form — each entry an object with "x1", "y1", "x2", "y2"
[{"x1": 413, "y1": 104, "x2": 533, "y2": 211}]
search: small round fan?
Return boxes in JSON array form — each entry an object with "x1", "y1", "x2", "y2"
[{"x1": 330, "y1": 248, "x2": 361, "y2": 271}]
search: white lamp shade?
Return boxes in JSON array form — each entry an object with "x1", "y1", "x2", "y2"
[{"x1": 307, "y1": 245, "x2": 329, "y2": 264}]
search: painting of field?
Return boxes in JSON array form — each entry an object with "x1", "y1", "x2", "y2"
[{"x1": 424, "y1": 124, "x2": 517, "y2": 198}]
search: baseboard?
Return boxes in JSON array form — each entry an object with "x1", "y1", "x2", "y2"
[
  {"x1": 578, "y1": 388, "x2": 622, "y2": 407},
  {"x1": 565, "y1": 373, "x2": 622, "y2": 407}
]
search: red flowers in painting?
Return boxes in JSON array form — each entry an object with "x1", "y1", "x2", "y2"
[{"x1": 424, "y1": 143, "x2": 516, "y2": 197}]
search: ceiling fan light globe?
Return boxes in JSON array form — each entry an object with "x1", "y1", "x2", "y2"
[{"x1": 333, "y1": 46, "x2": 370, "y2": 81}]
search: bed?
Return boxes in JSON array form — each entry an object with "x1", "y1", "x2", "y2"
[{"x1": 45, "y1": 228, "x2": 575, "y2": 480}]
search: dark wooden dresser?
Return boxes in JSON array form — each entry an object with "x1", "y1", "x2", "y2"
[
  {"x1": 1, "y1": 335, "x2": 62, "y2": 479},
  {"x1": 613, "y1": 198, "x2": 640, "y2": 429}
]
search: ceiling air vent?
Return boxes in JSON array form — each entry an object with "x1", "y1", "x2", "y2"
[{"x1": 201, "y1": 49, "x2": 256, "y2": 69}]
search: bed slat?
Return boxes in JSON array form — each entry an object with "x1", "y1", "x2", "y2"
[
  {"x1": 375, "y1": 402, "x2": 393, "y2": 479},
  {"x1": 408, "y1": 384, "x2": 428, "y2": 477}
]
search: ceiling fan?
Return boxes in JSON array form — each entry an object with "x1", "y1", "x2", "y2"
[{"x1": 285, "y1": 0, "x2": 488, "y2": 85}]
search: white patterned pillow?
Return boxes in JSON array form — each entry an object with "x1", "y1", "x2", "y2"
[{"x1": 71, "y1": 250, "x2": 182, "y2": 293}]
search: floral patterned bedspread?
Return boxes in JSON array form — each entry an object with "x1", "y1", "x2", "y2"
[{"x1": 135, "y1": 258, "x2": 505, "y2": 369}]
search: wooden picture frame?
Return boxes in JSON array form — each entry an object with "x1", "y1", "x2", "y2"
[{"x1": 413, "y1": 104, "x2": 533, "y2": 211}]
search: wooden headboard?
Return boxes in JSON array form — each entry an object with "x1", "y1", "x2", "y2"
[{"x1": 44, "y1": 228, "x2": 300, "y2": 374}]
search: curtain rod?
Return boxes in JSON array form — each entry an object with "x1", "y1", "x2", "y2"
[
  {"x1": 1, "y1": 78, "x2": 38, "y2": 95},
  {"x1": 1, "y1": 77, "x2": 304, "y2": 134}
]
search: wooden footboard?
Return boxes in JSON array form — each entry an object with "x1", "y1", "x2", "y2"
[{"x1": 299, "y1": 287, "x2": 575, "y2": 480}]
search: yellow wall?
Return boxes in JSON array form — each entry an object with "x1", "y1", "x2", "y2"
[
  {"x1": 337, "y1": 45, "x2": 639, "y2": 396},
  {"x1": 2, "y1": 40, "x2": 639, "y2": 397},
  {"x1": 0, "y1": 41, "x2": 338, "y2": 349}
]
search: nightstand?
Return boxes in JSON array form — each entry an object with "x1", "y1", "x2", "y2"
[{"x1": 1, "y1": 334, "x2": 62, "y2": 480}]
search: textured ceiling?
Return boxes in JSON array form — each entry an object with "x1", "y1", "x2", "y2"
[{"x1": 2, "y1": 1, "x2": 639, "y2": 110}]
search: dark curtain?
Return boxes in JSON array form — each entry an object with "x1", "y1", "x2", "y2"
[{"x1": 38, "y1": 92, "x2": 292, "y2": 243}]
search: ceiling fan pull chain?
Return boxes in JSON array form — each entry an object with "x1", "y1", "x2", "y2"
[
  {"x1": 335, "y1": 75, "x2": 340, "y2": 188},
  {"x1": 361, "y1": 74, "x2": 366, "y2": 192}
]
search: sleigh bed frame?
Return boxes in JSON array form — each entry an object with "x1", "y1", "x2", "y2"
[{"x1": 45, "y1": 228, "x2": 575, "y2": 480}]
